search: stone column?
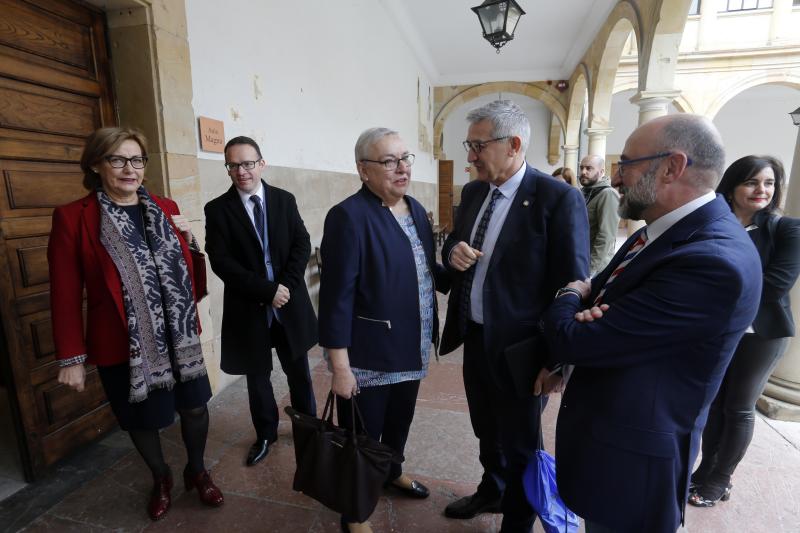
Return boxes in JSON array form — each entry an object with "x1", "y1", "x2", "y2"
[
  {"x1": 562, "y1": 144, "x2": 579, "y2": 180},
  {"x1": 585, "y1": 127, "x2": 613, "y2": 157},
  {"x1": 768, "y1": 0, "x2": 794, "y2": 46},
  {"x1": 758, "y1": 125, "x2": 800, "y2": 421},
  {"x1": 696, "y1": 0, "x2": 718, "y2": 51}
]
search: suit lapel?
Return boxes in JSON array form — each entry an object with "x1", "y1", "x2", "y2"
[
  {"x1": 264, "y1": 181, "x2": 279, "y2": 247},
  {"x1": 488, "y1": 167, "x2": 536, "y2": 271},
  {"x1": 459, "y1": 182, "x2": 489, "y2": 244},
  {"x1": 223, "y1": 185, "x2": 262, "y2": 249}
]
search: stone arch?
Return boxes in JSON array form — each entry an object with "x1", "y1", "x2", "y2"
[
  {"x1": 705, "y1": 74, "x2": 800, "y2": 119},
  {"x1": 433, "y1": 81, "x2": 567, "y2": 157},
  {"x1": 590, "y1": 1, "x2": 642, "y2": 130},
  {"x1": 564, "y1": 67, "x2": 589, "y2": 149}
]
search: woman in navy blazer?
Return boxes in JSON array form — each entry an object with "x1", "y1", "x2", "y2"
[
  {"x1": 690, "y1": 155, "x2": 800, "y2": 507},
  {"x1": 319, "y1": 128, "x2": 449, "y2": 533}
]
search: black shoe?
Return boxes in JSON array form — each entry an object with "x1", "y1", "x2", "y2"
[
  {"x1": 444, "y1": 492, "x2": 502, "y2": 519},
  {"x1": 246, "y1": 439, "x2": 272, "y2": 466},
  {"x1": 687, "y1": 483, "x2": 732, "y2": 508},
  {"x1": 386, "y1": 479, "x2": 430, "y2": 499}
]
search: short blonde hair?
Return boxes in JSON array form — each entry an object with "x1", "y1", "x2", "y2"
[{"x1": 80, "y1": 127, "x2": 148, "y2": 190}]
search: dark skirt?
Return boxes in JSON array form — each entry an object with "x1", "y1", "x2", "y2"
[{"x1": 98, "y1": 362, "x2": 212, "y2": 431}]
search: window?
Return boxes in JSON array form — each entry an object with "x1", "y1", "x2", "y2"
[
  {"x1": 689, "y1": 0, "x2": 700, "y2": 15},
  {"x1": 725, "y1": 0, "x2": 773, "y2": 11}
]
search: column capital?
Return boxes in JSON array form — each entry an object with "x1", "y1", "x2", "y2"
[
  {"x1": 561, "y1": 144, "x2": 579, "y2": 155},
  {"x1": 629, "y1": 90, "x2": 681, "y2": 110},
  {"x1": 584, "y1": 127, "x2": 613, "y2": 138}
]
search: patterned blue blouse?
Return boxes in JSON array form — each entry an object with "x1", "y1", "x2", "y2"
[{"x1": 350, "y1": 213, "x2": 434, "y2": 387}]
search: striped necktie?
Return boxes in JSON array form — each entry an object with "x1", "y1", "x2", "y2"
[
  {"x1": 459, "y1": 188, "x2": 503, "y2": 332},
  {"x1": 594, "y1": 228, "x2": 648, "y2": 305}
]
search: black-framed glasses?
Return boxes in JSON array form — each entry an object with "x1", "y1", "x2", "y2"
[
  {"x1": 105, "y1": 155, "x2": 148, "y2": 169},
  {"x1": 462, "y1": 136, "x2": 510, "y2": 154},
  {"x1": 225, "y1": 160, "x2": 261, "y2": 172},
  {"x1": 360, "y1": 154, "x2": 416, "y2": 170},
  {"x1": 616, "y1": 151, "x2": 693, "y2": 177}
]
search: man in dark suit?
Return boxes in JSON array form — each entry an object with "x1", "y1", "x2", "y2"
[
  {"x1": 205, "y1": 136, "x2": 317, "y2": 466},
  {"x1": 541, "y1": 114, "x2": 762, "y2": 532},
  {"x1": 440, "y1": 100, "x2": 589, "y2": 532}
]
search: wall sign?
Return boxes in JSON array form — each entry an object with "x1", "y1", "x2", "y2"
[{"x1": 198, "y1": 116, "x2": 225, "y2": 153}]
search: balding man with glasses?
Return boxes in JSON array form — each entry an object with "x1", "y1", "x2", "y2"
[
  {"x1": 204, "y1": 136, "x2": 317, "y2": 467},
  {"x1": 439, "y1": 100, "x2": 589, "y2": 532}
]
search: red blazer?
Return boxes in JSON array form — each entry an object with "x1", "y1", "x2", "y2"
[{"x1": 48, "y1": 192, "x2": 204, "y2": 367}]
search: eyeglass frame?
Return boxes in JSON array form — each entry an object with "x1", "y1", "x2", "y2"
[
  {"x1": 224, "y1": 160, "x2": 262, "y2": 172},
  {"x1": 359, "y1": 153, "x2": 416, "y2": 171},
  {"x1": 616, "y1": 151, "x2": 693, "y2": 177},
  {"x1": 105, "y1": 155, "x2": 148, "y2": 169},
  {"x1": 462, "y1": 136, "x2": 510, "y2": 154}
]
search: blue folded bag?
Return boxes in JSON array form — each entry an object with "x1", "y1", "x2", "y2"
[{"x1": 522, "y1": 448, "x2": 580, "y2": 533}]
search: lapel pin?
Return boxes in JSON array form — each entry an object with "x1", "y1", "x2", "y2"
[{"x1": 522, "y1": 200, "x2": 530, "y2": 207}]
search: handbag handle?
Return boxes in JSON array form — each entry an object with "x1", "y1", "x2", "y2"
[{"x1": 325, "y1": 390, "x2": 370, "y2": 441}]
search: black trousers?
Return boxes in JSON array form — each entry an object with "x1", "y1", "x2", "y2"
[
  {"x1": 246, "y1": 320, "x2": 316, "y2": 442},
  {"x1": 463, "y1": 321, "x2": 543, "y2": 533},
  {"x1": 336, "y1": 378, "x2": 421, "y2": 482},
  {"x1": 695, "y1": 333, "x2": 789, "y2": 491}
]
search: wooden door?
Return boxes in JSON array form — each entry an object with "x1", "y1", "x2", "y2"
[
  {"x1": 438, "y1": 160, "x2": 454, "y2": 233},
  {"x1": 0, "y1": 0, "x2": 117, "y2": 479}
]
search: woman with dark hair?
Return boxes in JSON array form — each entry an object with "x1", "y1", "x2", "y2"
[
  {"x1": 689, "y1": 155, "x2": 800, "y2": 507},
  {"x1": 49, "y1": 127, "x2": 223, "y2": 521}
]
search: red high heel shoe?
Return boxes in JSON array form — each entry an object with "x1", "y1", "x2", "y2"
[
  {"x1": 183, "y1": 466, "x2": 224, "y2": 507},
  {"x1": 148, "y1": 470, "x2": 173, "y2": 521}
]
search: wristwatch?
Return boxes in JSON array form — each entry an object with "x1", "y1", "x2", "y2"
[{"x1": 555, "y1": 287, "x2": 583, "y2": 300}]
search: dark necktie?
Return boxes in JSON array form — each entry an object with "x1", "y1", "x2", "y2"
[
  {"x1": 250, "y1": 194, "x2": 275, "y2": 325},
  {"x1": 459, "y1": 188, "x2": 503, "y2": 332}
]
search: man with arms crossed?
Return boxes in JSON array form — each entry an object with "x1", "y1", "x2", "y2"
[{"x1": 541, "y1": 114, "x2": 762, "y2": 532}]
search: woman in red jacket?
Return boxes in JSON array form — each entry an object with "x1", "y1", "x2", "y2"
[{"x1": 49, "y1": 127, "x2": 223, "y2": 521}]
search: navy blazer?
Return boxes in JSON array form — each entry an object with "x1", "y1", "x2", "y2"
[
  {"x1": 440, "y1": 165, "x2": 589, "y2": 374},
  {"x1": 318, "y1": 185, "x2": 449, "y2": 372},
  {"x1": 543, "y1": 195, "x2": 762, "y2": 532},
  {"x1": 750, "y1": 210, "x2": 800, "y2": 339}
]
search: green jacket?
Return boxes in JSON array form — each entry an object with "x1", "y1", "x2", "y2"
[{"x1": 583, "y1": 177, "x2": 620, "y2": 274}]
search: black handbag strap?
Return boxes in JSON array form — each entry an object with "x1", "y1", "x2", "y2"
[{"x1": 325, "y1": 390, "x2": 370, "y2": 441}]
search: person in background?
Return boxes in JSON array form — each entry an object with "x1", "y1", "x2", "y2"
[
  {"x1": 689, "y1": 155, "x2": 800, "y2": 507},
  {"x1": 552, "y1": 166, "x2": 575, "y2": 186},
  {"x1": 319, "y1": 127, "x2": 449, "y2": 533},
  {"x1": 579, "y1": 155, "x2": 620, "y2": 274},
  {"x1": 49, "y1": 127, "x2": 222, "y2": 522}
]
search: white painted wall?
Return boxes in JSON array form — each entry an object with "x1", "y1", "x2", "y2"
[
  {"x1": 185, "y1": 0, "x2": 437, "y2": 183},
  {"x1": 441, "y1": 93, "x2": 557, "y2": 187},
  {"x1": 713, "y1": 84, "x2": 799, "y2": 173},
  {"x1": 607, "y1": 89, "x2": 679, "y2": 156}
]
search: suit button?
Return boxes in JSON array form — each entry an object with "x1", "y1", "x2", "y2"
[{"x1": 259, "y1": 303, "x2": 265, "y2": 307}]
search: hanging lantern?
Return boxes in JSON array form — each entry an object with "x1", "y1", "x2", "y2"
[{"x1": 471, "y1": 0, "x2": 526, "y2": 53}]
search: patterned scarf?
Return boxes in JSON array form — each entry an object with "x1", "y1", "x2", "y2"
[{"x1": 97, "y1": 187, "x2": 206, "y2": 403}]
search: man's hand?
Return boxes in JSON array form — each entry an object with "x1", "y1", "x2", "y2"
[
  {"x1": 331, "y1": 367, "x2": 358, "y2": 399},
  {"x1": 58, "y1": 364, "x2": 86, "y2": 392},
  {"x1": 566, "y1": 278, "x2": 592, "y2": 300},
  {"x1": 171, "y1": 214, "x2": 193, "y2": 242},
  {"x1": 574, "y1": 303, "x2": 609, "y2": 322},
  {"x1": 272, "y1": 284, "x2": 290, "y2": 308},
  {"x1": 449, "y1": 241, "x2": 483, "y2": 272},
  {"x1": 533, "y1": 367, "x2": 564, "y2": 396}
]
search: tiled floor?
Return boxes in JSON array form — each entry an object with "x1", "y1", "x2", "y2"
[{"x1": 2, "y1": 304, "x2": 800, "y2": 532}]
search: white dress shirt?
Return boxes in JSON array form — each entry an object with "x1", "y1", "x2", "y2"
[{"x1": 468, "y1": 162, "x2": 527, "y2": 324}]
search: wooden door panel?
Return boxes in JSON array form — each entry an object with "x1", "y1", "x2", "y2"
[
  {"x1": 0, "y1": 0, "x2": 117, "y2": 479},
  {"x1": 0, "y1": 0, "x2": 93, "y2": 72},
  {"x1": 438, "y1": 160, "x2": 454, "y2": 232},
  {"x1": 0, "y1": 163, "x2": 86, "y2": 217},
  {"x1": 6, "y1": 236, "x2": 50, "y2": 297},
  {"x1": 0, "y1": 79, "x2": 99, "y2": 137}
]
